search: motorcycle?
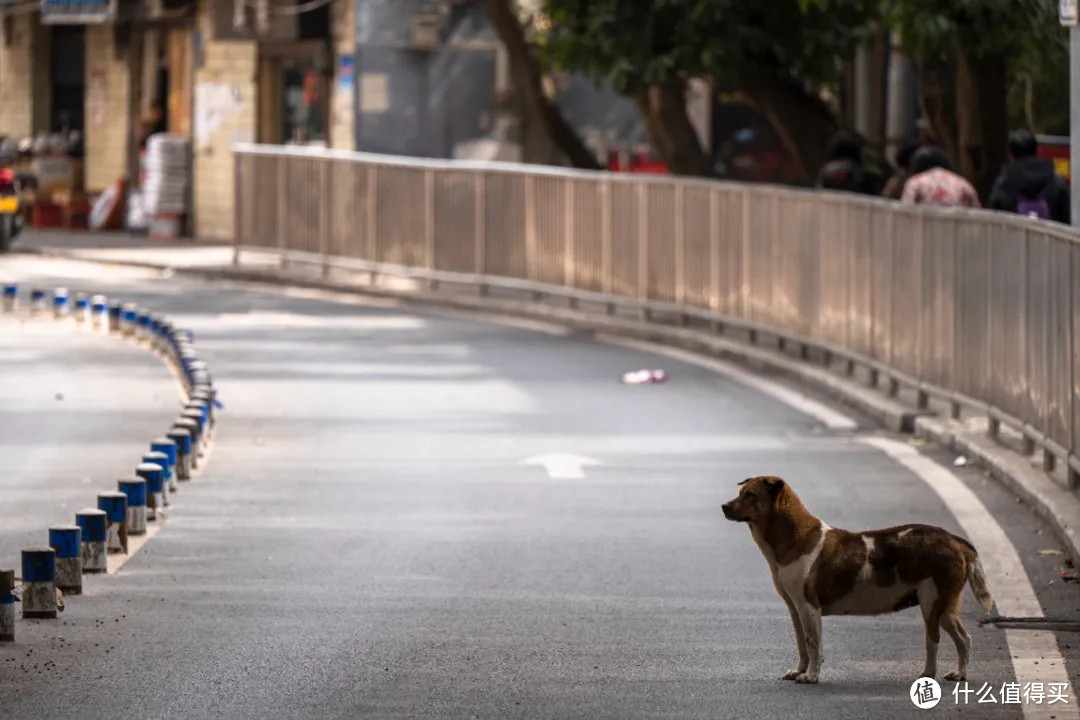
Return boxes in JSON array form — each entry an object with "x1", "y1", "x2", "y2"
[{"x1": 0, "y1": 166, "x2": 23, "y2": 253}]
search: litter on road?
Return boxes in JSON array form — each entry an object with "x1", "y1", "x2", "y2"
[{"x1": 621, "y1": 369, "x2": 668, "y2": 384}]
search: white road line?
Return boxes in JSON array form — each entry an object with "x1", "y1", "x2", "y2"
[
  {"x1": 596, "y1": 335, "x2": 858, "y2": 431},
  {"x1": 861, "y1": 438, "x2": 1077, "y2": 720}
]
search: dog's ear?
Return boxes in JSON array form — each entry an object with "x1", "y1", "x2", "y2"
[
  {"x1": 765, "y1": 477, "x2": 785, "y2": 500},
  {"x1": 737, "y1": 478, "x2": 751, "y2": 486}
]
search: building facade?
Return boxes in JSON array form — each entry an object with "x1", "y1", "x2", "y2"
[{"x1": 0, "y1": 0, "x2": 357, "y2": 240}]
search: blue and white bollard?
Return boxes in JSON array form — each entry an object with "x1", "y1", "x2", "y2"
[
  {"x1": 0, "y1": 569, "x2": 14, "y2": 641},
  {"x1": 2, "y1": 284, "x2": 17, "y2": 313},
  {"x1": 75, "y1": 508, "x2": 108, "y2": 573},
  {"x1": 48, "y1": 525, "x2": 82, "y2": 595},
  {"x1": 142, "y1": 451, "x2": 172, "y2": 503},
  {"x1": 186, "y1": 400, "x2": 211, "y2": 440},
  {"x1": 30, "y1": 288, "x2": 47, "y2": 316},
  {"x1": 135, "y1": 309, "x2": 151, "y2": 345},
  {"x1": 118, "y1": 478, "x2": 147, "y2": 535},
  {"x1": 174, "y1": 418, "x2": 201, "y2": 467},
  {"x1": 20, "y1": 547, "x2": 58, "y2": 619},
  {"x1": 73, "y1": 292, "x2": 89, "y2": 325},
  {"x1": 108, "y1": 302, "x2": 122, "y2": 333},
  {"x1": 182, "y1": 407, "x2": 207, "y2": 445},
  {"x1": 136, "y1": 462, "x2": 166, "y2": 517},
  {"x1": 91, "y1": 294, "x2": 108, "y2": 332},
  {"x1": 191, "y1": 388, "x2": 216, "y2": 430},
  {"x1": 168, "y1": 428, "x2": 193, "y2": 481},
  {"x1": 97, "y1": 490, "x2": 128, "y2": 554},
  {"x1": 52, "y1": 287, "x2": 69, "y2": 319},
  {"x1": 151, "y1": 437, "x2": 178, "y2": 492},
  {"x1": 120, "y1": 303, "x2": 137, "y2": 338}
]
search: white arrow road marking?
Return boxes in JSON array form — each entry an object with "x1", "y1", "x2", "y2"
[{"x1": 521, "y1": 453, "x2": 601, "y2": 479}]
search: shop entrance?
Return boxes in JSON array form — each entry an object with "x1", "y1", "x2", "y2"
[
  {"x1": 258, "y1": 42, "x2": 330, "y2": 146},
  {"x1": 49, "y1": 25, "x2": 85, "y2": 134}
]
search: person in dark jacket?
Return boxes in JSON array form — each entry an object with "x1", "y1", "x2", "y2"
[
  {"x1": 988, "y1": 130, "x2": 1070, "y2": 223},
  {"x1": 882, "y1": 141, "x2": 919, "y2": 200},
  {"x1": 816, "y1": 131, "x2": 881, "y2": 195}
]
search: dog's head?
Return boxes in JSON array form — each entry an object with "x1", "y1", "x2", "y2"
[{"x1": 721, "y1": 476, "x2": 786, "y2": 524}]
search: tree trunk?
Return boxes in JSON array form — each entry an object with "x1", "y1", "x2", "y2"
[
  {"x1": 737, "y1": 75, "x2": 839, "y2": 184},
  {"x1": 913, "y1": 57, "x2": 958, "y2": 163},
  {"x1": 484, "y1": 0, "x2": 602, "y2": 170},
  {"x1": 954, "y1": 48, "x2": 1008, "y2": 202},
  {"x1": 634, "y1": 80, "x2": 715, "y2": 177}
]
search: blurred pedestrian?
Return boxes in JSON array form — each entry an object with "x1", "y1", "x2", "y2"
[
  {"x1": 988, "y1": 129, "x2": 1069, "y2": 223},
  {"x1": 816, "y1": 131, "x2": 879, "y2": 195},
  {"x1": 900, "y1": 146, "x2": 980, "y2": 208},
  {"x1": 882, "y1": 142, "x2": 918, "y2": 200}
]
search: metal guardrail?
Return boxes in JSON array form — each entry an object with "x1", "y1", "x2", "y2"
[{"x1": 232, "y1": 143, "x2": 1080, "y2": 489}]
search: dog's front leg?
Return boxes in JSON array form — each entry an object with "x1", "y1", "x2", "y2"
[
  {"x1": 792, "y1": 601, "x2": 823, "y2": 684},
  {"x1": 775, "y1": 580, "x2": 808, "y2": 680}
]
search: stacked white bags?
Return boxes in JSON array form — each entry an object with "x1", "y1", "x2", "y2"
[{"x1": 143, "y1": 133, "x2": 189, "y2": 216}]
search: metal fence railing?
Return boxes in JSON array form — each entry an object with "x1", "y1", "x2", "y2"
[{"x1": 233, "y1": 143, "x2": 1080, "y2": 489}]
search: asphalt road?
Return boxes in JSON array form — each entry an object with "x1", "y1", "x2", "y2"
[{"x1": 1, "y1": 254, "x2": 1078, "y2": 720}]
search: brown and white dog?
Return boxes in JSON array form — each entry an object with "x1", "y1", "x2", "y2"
[{"x1": 722, "y1": 476, "x2": 994, "y2": 684}]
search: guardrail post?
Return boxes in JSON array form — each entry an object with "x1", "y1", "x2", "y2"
[
  {"x1": 637, "y1": 182, "x2": 650, "y2": 322},
  {"x1": 424, "y1": 168, "x2": 437, "y2": 291},
  {"x1": 320, "y1": 158, "x2": 331, "y2": 278},
  {"x1": 277, "y1": 155, "x2": 288, "y2": 269},
  {"x1": 475, "y1": 172, "x2": 487, "y2": 296},
  {"x1": 73, "y1": 292, "x2": 89, "y2": 324},
  {"x1": 0, "y1": 570, "x2": 14, "y2": 641},
  {"x1": 151, "y1": 437, "x2": 179, "y2": 492},
  {"x1": 988, "y1": 416, "x2": 1001, "y2": 439},
  {"x1": 232, "y1": 149, "x2": 242, "y2": 266},
  {"x1": 564, "y1": 179, "x2": 576, "y2": 309},
  {"x1": 20, "y1": 547, "x2": 58, "y2": 619},
  {"x1": 1043, "y1": 449, "x2": 1057, "y2": 473},
  {"x1": 49, "y1": 525, "x2": 82, "y2": 595}
]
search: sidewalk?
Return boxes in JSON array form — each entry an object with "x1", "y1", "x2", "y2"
[{"x1": 12, "y1": 226, "x2": 1080, "y2": 568}]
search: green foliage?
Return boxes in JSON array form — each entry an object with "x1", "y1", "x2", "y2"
[{"x1": 540, "y1": 0, "x2": 879, "y2": 96}]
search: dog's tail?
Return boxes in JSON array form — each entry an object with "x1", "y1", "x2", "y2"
[{"x1": 967, "y1": 555, "x2": 994, "y2": 614}]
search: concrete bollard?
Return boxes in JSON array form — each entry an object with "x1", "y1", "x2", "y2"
[
  {"x1": 135, "y1": 309, "x2": 151, "y2": 345},
  {"x1": 75, "y1": 508, "x2": 108, "y2": 573},
  {"x1": 174, "y1": 418, "x2": 201, "y2": 466},
  {"x1": 142, "y1": 451, "x2": 172, "y2": 504},
  {"x1": 30, "y1": 288, "x2": 47, "y2": 316},
  {"x1": 168, "y1": 428, "x2": 193, "y2": 481},
  {"x1": 90, "y1": 294, "x2": 108, "y2": 331},
  {"x1": 185, "y1": 401, "x2": 211, "y2": 440},
  {"x1": 48, "y1": 525, "x2": 82, "y2": 595},
  {"x1": 118, "y1": 478, "x2": 148, "y2": 535},
  {"x1": 191, "y1": 388, "x2": 216, "y2": 430},
  {"x1": 97, "y1": 491, "x2": 128, "y2": 554},
  {"x1": 120, "y1": 303, "x2": 137, "y2": 338},
  {"x1": 2, "y1": 284, "x2": 16, "y2": 313},
  {"x1": 52, "y1": 288, "x2": 69, "y2": 319},
  {"x1": 20, "y1": 548, "x2": 58, "y2": 619},
  {"x1": 73, "y1": 292, "x2": 89, "y2": 325},
  {"x1": 151, "y1": 438, "x2": 178, "y2": 492},
  {"x1": 182, "y1": 407, "x2": 207, "y2": 444},
  {"x1": 136, "y1": 462, "x2": 166, "y2": 518},
  {"x1": 108, "y1": 302, "x2": 122, "y2": 333},
  {"x1": 0, "y1": 569, "x2": 14, "y2": 641}
]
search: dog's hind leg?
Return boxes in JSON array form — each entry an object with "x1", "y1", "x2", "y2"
[
  {"x1": 776, "y1": 583, "x2": 809, "y2": 680},
  {"x1": 941, "y1": 594, "x2": 971, "y2": 681},
  {"x1": 917, "y1": 579, "x2": 944, "y2": 679}
]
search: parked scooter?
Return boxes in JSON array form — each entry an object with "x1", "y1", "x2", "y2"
[{"x1": 0, "y1": 150, "x2": 22, "y2": 252}]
